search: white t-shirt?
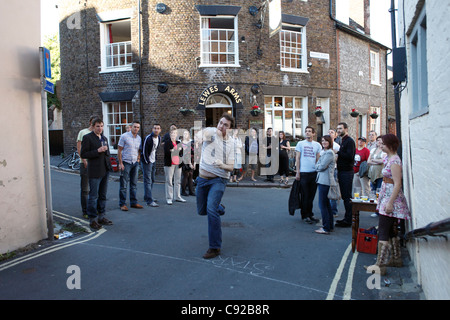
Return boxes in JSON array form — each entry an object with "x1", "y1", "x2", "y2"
[{"x1": 295, "y1": 140, "x2": 322, "y2": 173}]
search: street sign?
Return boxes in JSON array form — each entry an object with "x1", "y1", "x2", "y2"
[
  {"x1": 44, "y1": 79, "x2": 55, "y2": 94},
  {"x1": 43, "y1": 47, "x2": 52, "y2": 79}
]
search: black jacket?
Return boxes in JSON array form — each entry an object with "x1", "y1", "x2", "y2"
[
  {"x1": 164, "y1": 139, "x2": 183, "y2": 167},
  {"x1": 288, "y1": 180, "x2": 302, "y2": 215},
  {"x1": 80, "y1": 131, "x2": 112, "y2": 178},
  {"x1": 141, "y1": 133, "x2": 161, "y2": 164},
  {"x1": 337, "y1": 135, "x2": 356, "y2": 172}
]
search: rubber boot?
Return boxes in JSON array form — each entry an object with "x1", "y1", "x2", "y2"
[
  {"x1": 365, "y1": 241, "x2": 390, "y2": 275},
  {"x1": 389, "y1": 237, "x2": 403, "y2": 267}
]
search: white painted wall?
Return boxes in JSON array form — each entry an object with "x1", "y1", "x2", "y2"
[
  {"x1": 0, "y1": 0, "x2": 48, "y2": 254},
  {"x1": 398, "y1": 0, "x2": 450, "y2": 300}
]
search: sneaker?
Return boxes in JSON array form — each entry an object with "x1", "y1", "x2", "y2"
[
  {"x1": 309, "y1": 216, "x2": 320, "y2": 223},
  {"x1": 176, "y1": 198, "x2": 186, "y2": 203},
  {"x1": 303, "y1": 217, "x2": 313, "y2": 224},
  {"x1": 203, "y1": 248, "x2": 220, "y2": 259},
  {"x1": 167, "y1": 200, "x2": 172, "y2": 205},
  {"x1": 147, "y1": 201, "x2": 159, "y2": 207}
]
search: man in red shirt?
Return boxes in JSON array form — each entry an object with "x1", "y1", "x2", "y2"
[{"x1": 353, "y1": 137, "x2": 371, "y2": 197}]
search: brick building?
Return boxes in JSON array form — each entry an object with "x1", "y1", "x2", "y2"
[{"x1": 58, "y1": 0, "x2": 388, "y2": 158}]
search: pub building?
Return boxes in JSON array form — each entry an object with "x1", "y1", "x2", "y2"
[{"x1": 59, "y1": 0, "x2": 388, "y2": 166}]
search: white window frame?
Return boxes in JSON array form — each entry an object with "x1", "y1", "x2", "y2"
[
  {"x1": 102, "y1": 101, "x2": 134, "y2": 154},
  {"x1": 264, "y1": 96, "x2": 307, "y2": 139},
  {"x1": 370, "y1": 50, "x2": 381, "y2": 85},
  {"x1": 280, "y1": 23, "x2": 308, "y2": 73},
  {"x1": 409, "y1": 8, "x2": 428, "y2": 119},
  {"x1": 199, "y1": 15, "x2": 240, "y2": 67},
  {"x1": 99, "y1": 19, "x2": 133, "y2": 73}
]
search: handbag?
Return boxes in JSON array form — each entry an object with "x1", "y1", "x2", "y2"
[{"x1": 328, "y1": 166, "x2": 341, "y2": 200}]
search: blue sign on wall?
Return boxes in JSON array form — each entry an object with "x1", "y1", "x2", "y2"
[
  {"x1": 43, "y1": 47, "x2": 52, "y2": 79},
  {"x1": 44, "y1": 79, "x2": 55, "y2": 94}
]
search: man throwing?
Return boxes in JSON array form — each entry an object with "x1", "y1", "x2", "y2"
[{"x1": 195, "y1": 114, "x2": 235, "y2": 259}]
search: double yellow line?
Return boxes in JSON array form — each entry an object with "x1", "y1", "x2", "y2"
[
  {"x1": 326, "y1": 244, "x2": 359, "y2": 300},
  {"x1": 0, "y1": 211, "x2": 106, "y2": 272}
]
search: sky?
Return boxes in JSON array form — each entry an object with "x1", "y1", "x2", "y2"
[{"x1": 40, "y1": 0, "x2": 395, "y2": 49}]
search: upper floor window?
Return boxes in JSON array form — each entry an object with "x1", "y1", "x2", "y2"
[
  {"x1": 200, "y1": 16, "x2": 239, "y2": 67},
  {"x1": 370, "y1": 50, "x2": 380, "y2": 85},
  {"x1": 280, "y1": 23, "x2": 307, "y2": 72},
  {"x1": 409, "y1": 9, "x2": 428, "y2": 118},
  {"x1": 100, "y1": 19, "x2": 133, "y2": 72}
]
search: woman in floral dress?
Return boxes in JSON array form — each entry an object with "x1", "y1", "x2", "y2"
[{"x1": 369, "y1": 134, "x2": 410, "y2": 275}]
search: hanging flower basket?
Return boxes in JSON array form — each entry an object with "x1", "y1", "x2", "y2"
[
  {"x1": 250, "y1": 105, "x2": 262, "y2": 116},
  {"x1": 179, "y1": 108, "x2": 195, "y2": 116},
  {"x1": 370, "y1": 112, "x2": 379, "y2": 119},
  {"x1": 314, "y1": 107, "x2": 324, "y2": 117},
  {"x1": 350, "y1": 109, "x2": 360, "y2": 118}
]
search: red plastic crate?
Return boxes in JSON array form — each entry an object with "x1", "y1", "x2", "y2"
[{"x1": 356, "y1": 228, "x2": 378, "y2": 254}]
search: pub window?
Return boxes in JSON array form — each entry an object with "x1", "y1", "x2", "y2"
[
  {"x1": 264, "y1": 96, "x2": 307, "y2": 139},
  {"x1": 280, "y1": 23, "x2": 307, "y2": 72},
  {"x1": 200, "y1": 16, "x2": 239, "y2": 67},
  {"x1": 100, "y1": 19, "x2": 133, "y2": 72},
  {"x1": 102, "y1": 101, "x2": 134, "y2": 153}
]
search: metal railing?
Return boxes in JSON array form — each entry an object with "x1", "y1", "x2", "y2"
[{"x1": 404, "y1": 217, "x2": 450, "y2": 242}]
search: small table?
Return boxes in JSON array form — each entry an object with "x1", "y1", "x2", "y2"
[{"x1": 351, "y1": 200, "x2": 378, "y2": 253}]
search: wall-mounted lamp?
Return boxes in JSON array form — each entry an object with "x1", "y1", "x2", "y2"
[
  {"x1": 157, "y1": 82, "x2": 168, "y2": 93},
  {"x1": 249, "y1": 6, "x2": 259, "y2": 16},
  {"x1": 241, "y1": 36, "x2": 246, "y2": 43},
  {"x1": 307, "y1": 62, "x2": 313, "y2": 68},
  {"x1": 156, "y1": 3, "x2": 167, "y2": 14}
]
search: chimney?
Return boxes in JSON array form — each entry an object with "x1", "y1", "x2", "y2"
[{"x1": 364, "y1": 0, "x2": 370, "y2": 35}]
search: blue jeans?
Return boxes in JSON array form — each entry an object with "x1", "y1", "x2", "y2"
[
  {"x1": 318, "y1": 184, "x2": 333, "y2": 232},
  {"x1": 337, "y1": 170, "x2": 354, "y2": 223},
  {"x1": 196, "y1": 177, "x2": 227, "y2": 249},
  {"x1": 87, "y1": 172, "x2": 109, "y2": 221},
  {"x1": 119, "y1": 161, "x2": 139, "y2": 207},
  {"x1": 142, "y1": 161, "x2": 157, "y2": 204}
]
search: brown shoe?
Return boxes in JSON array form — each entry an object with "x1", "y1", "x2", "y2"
[
  {"x1": 98, "y1": 217, "x2": 113, "y2": 225},
  {"x1": 131, "y1": 204, "x2": 144, "y2": 209},
  {"x1": 89, "y1": 220, "x2": 102, "y2": 230},
  {"x1": 202, "y1": 248, "x2": 220, "y2": 259},
  {"x1": 120, "y1": 205, "x2": 129, "y2": 211}
]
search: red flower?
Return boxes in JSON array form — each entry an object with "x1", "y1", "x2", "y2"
[
  {"x1": 315, "y1": 106, "x2": 322, "y2": 110},
  {"x1": 352, "y1": 108, "x2": 356, "y2": 112},
  {"x1": 252, "y1": 105, "x2": 260, "y2": 110},
  {"x1": 372, "y1": 111, "x2": 377, "y2": 114}
]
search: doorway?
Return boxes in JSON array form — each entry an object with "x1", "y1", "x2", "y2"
[{"x1": 204, "y1": 93, "x2": 233, "y2": 127}]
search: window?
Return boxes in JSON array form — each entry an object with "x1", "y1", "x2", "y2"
[
  {"x1": 200, "y1": 16, "x2": 239, "y2": 67},
  {"x1": 103, "y1": 101, "x2": 134, "y2": 153},
  {"x1": 410, "y1": 9, "x2": 428, "y2": 118},
  {"x1": 370, "y1": 50, "x2": 380, "y2": 85},
  {"x1": 264, "y1": 96, "x2": 306, "y2": 139},
  {"x1": 100, "y1": 20, "x2": 133, "y2": 72},
  {"x1": 280, "y1": 24, "x2": 307, "y2": 72}
]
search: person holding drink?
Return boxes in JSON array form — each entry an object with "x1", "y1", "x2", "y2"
[{"x1": 80, "y1": 118, "x2": 113, "y2": 230}]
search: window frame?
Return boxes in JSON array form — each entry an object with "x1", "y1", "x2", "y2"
[
  {"x1": 199, "y1": 15, "x2": 240, "y2": 68},
  {"x1": 370, "y1": 50, "x2": 381, "y2": 85},
  {"x1": 279, "y1": 23, "x2": 308, "y2": 73},
  {"x1": 99, "y1": 19, "x2": 133, "y2": 73},
  {"x1": 409, "y1": 8, "x2": 429, "y2": 119},
  {"x1": 102, "y1": 100, "x2": 134, "y2": 154},
  {"x1": 264, "y1": 96, "x2": 307, "y2": 139}
]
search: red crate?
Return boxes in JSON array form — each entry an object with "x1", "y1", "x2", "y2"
[{"x1": 356, "y1": 228, "x2": 378, "y2": 254}]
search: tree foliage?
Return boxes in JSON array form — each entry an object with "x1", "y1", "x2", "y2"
[{"x1": 43, "y1": 33, "x2": 61, "y2": 109}]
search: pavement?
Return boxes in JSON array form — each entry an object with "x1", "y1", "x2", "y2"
[{"x1": 0, "y1": 156, "x2": 425, "y2": 305}]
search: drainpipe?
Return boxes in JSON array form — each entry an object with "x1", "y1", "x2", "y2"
[
  {"x1": 390, "y1": 0, "x2": 402, "y2": 158},
  {"x1": 138, "y1": 0, "x2": 145, "y2": 137}
]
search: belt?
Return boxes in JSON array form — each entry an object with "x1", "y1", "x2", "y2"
[
  {"x1": 383, "y1": 177, "x2": 394, "y2": 184},
  {"x1": 199, "y1": 174, "x2": 218, "y2": 180}
]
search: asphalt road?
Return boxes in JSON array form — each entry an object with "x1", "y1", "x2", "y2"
[{"x1": 0, "y1": 169, "x2": 423, "y2": 306}]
